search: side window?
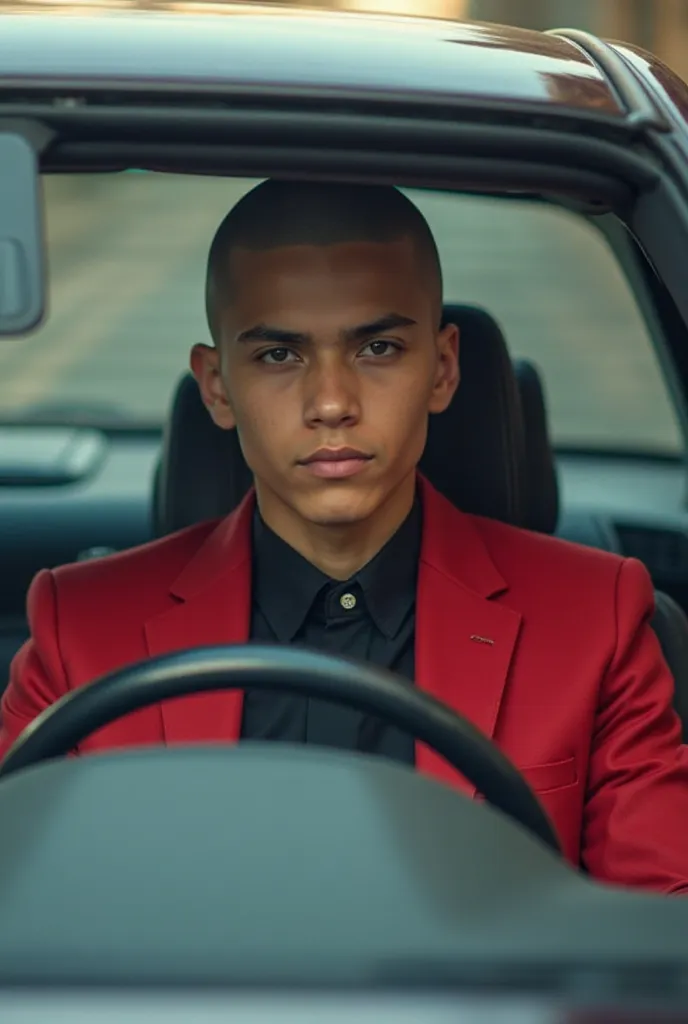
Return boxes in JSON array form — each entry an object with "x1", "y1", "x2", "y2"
[
  {"x1": 407, "y1": 189, "x2": 684, "y2": 454},
  {"x1": 0, "y1": 174, "x2": 260, "y2": 422}
]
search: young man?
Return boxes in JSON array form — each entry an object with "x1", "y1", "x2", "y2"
[{"x1": 2, "y1": 180, "x2": 688, "y2": 892}]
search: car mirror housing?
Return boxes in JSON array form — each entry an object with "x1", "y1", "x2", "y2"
[{"x1": 0, "y1": 126, "x2": 48, "y2": 337}]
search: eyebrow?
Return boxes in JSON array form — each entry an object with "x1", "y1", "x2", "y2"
[
  {"x1": 235, "y1": 324, "x2": 307, "y2": 346},
  {"x1": 235, "y1": 313, "x2": 417, "y2": 346},
  {"x1": 344, "y1": 313, "x2": 417, "y2": 341}
]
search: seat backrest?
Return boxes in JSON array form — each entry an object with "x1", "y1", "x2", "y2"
[
  {"x1": 654, "y1": 591, "x2": 688, "y2": 735},
  {"x1": 513, "y1": 357, "x2": 688, "y2": 739},
  {"x1": 512, "y1": 358, "x2": 559, "y2": 536},
  {"x1": 153, "y1": 304, "x2": 530, "y2": 537}
]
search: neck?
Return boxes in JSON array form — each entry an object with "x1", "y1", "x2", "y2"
[{"x1": 255, "y1": 473, "x2": 417, "y2": 580}]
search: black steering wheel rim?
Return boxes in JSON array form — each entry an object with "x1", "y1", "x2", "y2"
[{"x1": 0, "y1": 644, "x2": 561, "y2": 853}]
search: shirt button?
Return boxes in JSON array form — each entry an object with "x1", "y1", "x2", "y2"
[{"x1": 340, "y1": 592, "x2": 357, "y2": 611}]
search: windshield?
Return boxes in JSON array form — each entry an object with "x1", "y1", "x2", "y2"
[{"x1": 0, "y1": 173, "x2": 682, "y2": 454}]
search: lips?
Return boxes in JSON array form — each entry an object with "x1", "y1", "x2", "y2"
[
  {"x1": 298, "y1": 447, "x2": 373, "y2": 480},
  {"x1": 300, "y1": 447, "x2": 372, "y2": 465}
]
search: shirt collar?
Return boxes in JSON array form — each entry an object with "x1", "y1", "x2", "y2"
[{"x1": 252, "y1": 494, "x2": 421, "y2": 642}]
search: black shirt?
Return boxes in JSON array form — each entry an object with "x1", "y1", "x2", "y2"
[{"x1": 240, "y1": 497, "x2": 421, "y2": 765}]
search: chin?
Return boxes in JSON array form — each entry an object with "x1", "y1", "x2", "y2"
[{"x1": 298, "y1": 485, "x2": 380, "y2": 527}]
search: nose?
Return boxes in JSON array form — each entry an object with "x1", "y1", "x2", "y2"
[{"x1": 303, "y1": 356, "x2": 361, "y2": 429}]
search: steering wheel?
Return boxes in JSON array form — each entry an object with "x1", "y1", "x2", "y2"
[{"x1": 0, "y1": 645, "x2": 561, "y2": 852}]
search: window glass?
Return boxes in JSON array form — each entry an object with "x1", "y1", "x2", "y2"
[
  {"x1": 0, "y1": 174, "x2": 681, "y2": 454},
  {"x1": 411, "y1": 188, "x2": 683, "y2": 453}
]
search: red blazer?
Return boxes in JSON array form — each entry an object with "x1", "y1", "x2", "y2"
[{"x1": 2, "y1": 476, "x2": 688, "y2": 891}]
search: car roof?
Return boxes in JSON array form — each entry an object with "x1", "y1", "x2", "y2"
[{"x1": 0, "y1": 1, "x2": 625, "y2": 118}]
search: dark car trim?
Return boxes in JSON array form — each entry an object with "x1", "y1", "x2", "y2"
[
  {"x1": 0, "y1": 82, "x2": 631, "y2": 135},
  {"x1": 612, "y1": 41, "x2": 688, "y2": 132},
  {"x1": 550, "y1": 29, "x2": 671, "y2": 132},
  {"x1": 0, "y1": 105, "x2": 661, "y2": 188},
  {"x1": 44, "y1": 144, "x2": 640, "y2": 213}
]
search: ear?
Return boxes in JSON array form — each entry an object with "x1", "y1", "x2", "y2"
[
  {"x1": 189, "y1": 343, "x2": 237, "y2": 431},
  {"x1": 428, "y1": 322, "x2": 460, "y2": 414}
]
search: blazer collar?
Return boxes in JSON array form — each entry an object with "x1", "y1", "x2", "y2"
[
  {"x1": 416, "y1": 474, "x2": 508, "y2": 600},
  {"x1": 168, "y1": 489, "x2": 255, "y2": 602},
  {"x1": 166, "y1": 473, "x2": 510, "y2": 607}
]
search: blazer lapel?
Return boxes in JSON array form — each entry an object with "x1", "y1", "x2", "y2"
[
  {"x1": 414, "y1": 476, "x2": 522, "y2": 796},
  {"x1": 141, "y1": 475, "x2": 521, "y2": 769},
  {"x1": 144, "y1": 491, "x2": 255, "y2": 745}
]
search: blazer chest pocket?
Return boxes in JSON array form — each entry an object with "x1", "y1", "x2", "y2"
[{"x1": 519, "y1": 756, "x2": 578, "y2": 793}]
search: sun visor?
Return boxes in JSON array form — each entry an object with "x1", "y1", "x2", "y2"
[{"x1": 0, "y1": 129, "x2": 47, "y2": 336}]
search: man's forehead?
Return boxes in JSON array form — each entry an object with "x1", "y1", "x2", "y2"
[
  {"x1": 218, "y1": 237, "x2": 434, "y2": 339},
  {"x1": 228, "y1": 237, "x2": 421, "y2": 301}
]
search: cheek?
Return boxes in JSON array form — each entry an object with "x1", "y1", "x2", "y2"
[
  {"x1": 229, "y1": 386, "x2": 294, "y2": 465},
  {"x1": 362, "y1": 375, "x2": 432, "y2": 469},
  {"x1": 367, "y1": 366, "x2": 435, "y2": 425}
]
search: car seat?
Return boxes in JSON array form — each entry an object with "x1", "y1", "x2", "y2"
[
  {"x1": 152, "y1": 304, "x2": 688, "y2": 736},
  {"x1": 512, "y1": 354, "x2": 688, "y2": 736}
]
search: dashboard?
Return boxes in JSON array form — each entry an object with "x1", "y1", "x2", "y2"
[
  {"x1": 0, "y1": 992, "x2": 558, "y2": 1024},
  {"x1": 0, "y1": 987, "x2": 682, "y2": 1023}
]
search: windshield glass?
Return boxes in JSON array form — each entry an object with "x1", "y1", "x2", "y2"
[{"x1": 0, "y1": 173, "x2": 682, "y2": 454}]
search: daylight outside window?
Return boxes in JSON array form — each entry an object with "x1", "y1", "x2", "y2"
[{"x1": 0, "y1": 174, "x2": 680, "y2": 456}]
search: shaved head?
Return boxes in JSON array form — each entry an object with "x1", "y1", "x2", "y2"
[
  {"x1": 192, "y1": 176, "x2": 458, "y2": 567},
  {"x1": 205, "y1": 179, "x2": 443, "y2": 343}
]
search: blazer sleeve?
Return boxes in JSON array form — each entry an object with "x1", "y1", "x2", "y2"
[
  {"x1": 582, "y1": 557, "x2": 688, "y2": 893},
  {"x1": 0, "y1": 570, "x2": 69, "y2": 759}
]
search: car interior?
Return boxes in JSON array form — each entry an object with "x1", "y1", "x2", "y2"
[
  {"x1": 6, "y1": 44, "x2": 688, "y2": 997},
  {"x1": 4, "y1": 188, "x2": 688, "y2": 724}
]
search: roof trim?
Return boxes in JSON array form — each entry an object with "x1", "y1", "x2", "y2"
[{"x1": 549, "y1": 29, "x2": 670, "y2": 132}]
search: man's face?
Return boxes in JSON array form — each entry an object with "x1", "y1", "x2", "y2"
[{"x1": 191, "y1": 235, "x2": 459, "y2": 530}]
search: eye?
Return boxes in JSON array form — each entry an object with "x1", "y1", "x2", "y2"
[
  {"x1": 359, "y1": 339, "x2": 400, "y2": 358},
  {"x1": 258, "y1": 347, "x2": 299, "y2": 365}
]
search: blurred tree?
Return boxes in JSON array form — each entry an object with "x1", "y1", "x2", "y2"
[
  {"x1": 632, "y1": 0, "x2": 655, "y2": 47},
  {"x1": 467, "y1": 0, "x2": 688, "y2": 82},
  {"x1": 469, "y1": 0, "x2": 554, "y2": 28},
  {"x1": 467, "y1": 0, "x2": 604, "y2": 32}
]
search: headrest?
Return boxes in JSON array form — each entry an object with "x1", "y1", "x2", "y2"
[
  {"x1": 419, "y1": 303, "x2": 527, "y2": 527},
  {"x1": 513, "y1": 359, "x2": 559, "y2": 536},
  {"x1": 155, "y1": 373, "x2": 252, "y2": 537},
  {"x1": 154, "y1": 304, "x2": 528, "y2": 537}
]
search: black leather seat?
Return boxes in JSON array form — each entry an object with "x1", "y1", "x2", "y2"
[
  {"x1": 654, "y1": 592, "x2": 688, "y2": 733},
  {"x1": 512, "y1": 358, "x2": 559, "y2": 536},
  {"x1": 513, "y1": 357, "x2": 688, "y2": 736}
]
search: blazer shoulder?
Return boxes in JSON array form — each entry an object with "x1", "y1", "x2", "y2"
[
  {"x1": 468, "y1": 512, "x2": 627, "y2": 583},
  {"x1": 420, "y1": 476, "x2": 626, "y2": 588},
  {"x1": 50, "y1": 518, "x2": 223, "y2": 598}
]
